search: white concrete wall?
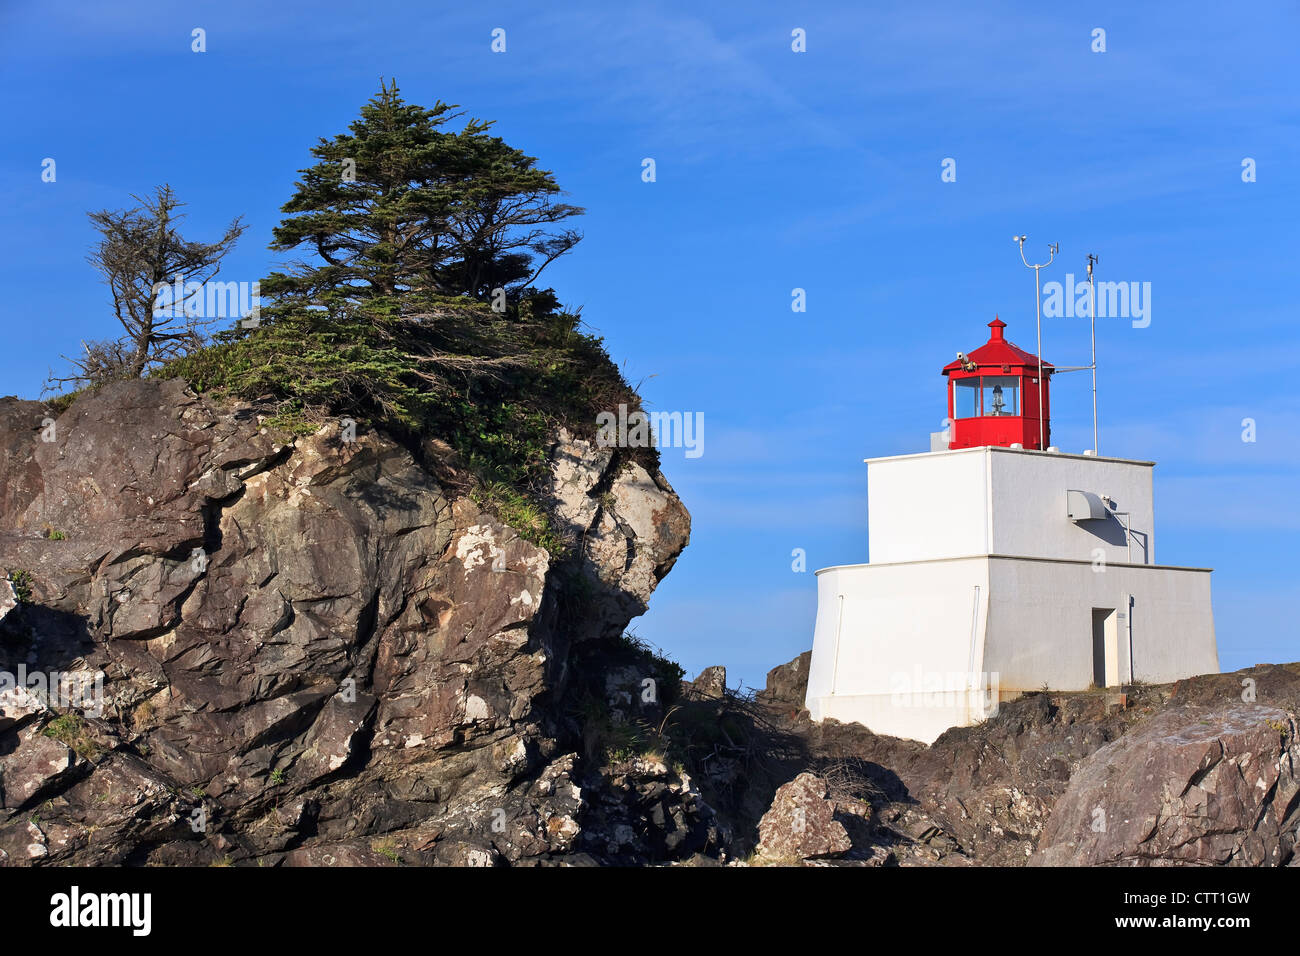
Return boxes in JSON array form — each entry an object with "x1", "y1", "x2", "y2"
[
  {"x1": 983, "y1": 557, "x2": 1217, "y2": 692},
  {"x1": 806, "y1": 556, "x2": 1217, "y2": 743},
  {"x1": 867, "y1": 451, "x2": 989, "y2": 563},
  {"x1": 806, "y1": 559, "x2": 996, "y2": 742},
  {"x1": 988, "y1": 449, "x2": 1155, "y2": 565},
  {"x1": 867, "y1": 446, "x2": 1155, "y2": 565}
]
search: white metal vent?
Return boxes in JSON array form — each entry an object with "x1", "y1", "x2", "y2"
[{"x1": 1066, "y1": 489, "x2": 1107, "y2": 521}]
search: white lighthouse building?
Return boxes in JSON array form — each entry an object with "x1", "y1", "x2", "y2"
[{"x1": 804, "y1": 317, "x2": 1219, "y2": 743}]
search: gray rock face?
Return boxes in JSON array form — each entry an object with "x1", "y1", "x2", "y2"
[
  {"x1": 0, "y1": 380, "x2": 691, "y2": 865},
  {"x1": 1031, "y1": 705, "x2": 1300, "y2": 866},
  {"x1": 541, "y1": 428, "x2": 689, "y2": 644}
]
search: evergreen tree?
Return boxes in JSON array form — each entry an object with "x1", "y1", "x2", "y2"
[
  {"x1": 432, "y1": 128, "x2": 584, "y2": 302},
  {"x1": 162, "y1": 82, "x2": 649, "y2": 536},
  {"x1": 266, "y1": 80, "x2": 582, "y2": 306}
]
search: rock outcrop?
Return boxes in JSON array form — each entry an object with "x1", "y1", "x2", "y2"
[
  {"x1": 744, "y1": 654, "x2": 1300, "y2": 867},
  {"x1": 0, "y1": 380, "x2": 695, "y2": 866},
  {"x1": 685, "y1": 666, "x2": 728, "y2": 699},
  {"x1": 1031, "y1": 704, "x2": 1299, "y2": 866}
]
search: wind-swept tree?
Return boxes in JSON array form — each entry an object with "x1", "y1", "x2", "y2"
[
  {"x1": 432, "y1": 131, "x2": 584, "y2": 302},
  {"x1": 51, "y1": 185, "x2": 245, "y2": 389},
  {"x1": 161, "y1": 85, "x2": 647, "y2": 517},
  {"x1": 264, "y1": 80, "x2": 582, "y2": 306}
]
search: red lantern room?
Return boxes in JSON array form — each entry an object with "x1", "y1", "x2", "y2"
[{"x1": 941, "y1": 317, "x2": 1054, "y2": 450}]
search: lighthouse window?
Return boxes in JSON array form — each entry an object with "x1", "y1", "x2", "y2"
[
  {"x1": 981, "y1": 376, "x2": 1019, "y2": 416},
  {"x1": 953, "y1": 378, "x2": 979, "y2": 418}
]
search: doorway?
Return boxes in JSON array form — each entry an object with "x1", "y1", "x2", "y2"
[{"x1": 1091, "y1": 608, "x2": 1120, "y2": 687}]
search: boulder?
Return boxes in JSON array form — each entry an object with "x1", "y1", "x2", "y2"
[
  {"x1": 0, "y1": 726, "x2": 79, "y2": 810},
  {"x1": 1031, "y1": 704, "x2": 1300, "y2": 866},
  {"x1": 755, "y1": 772, "x2": 851, "y2": 862}
]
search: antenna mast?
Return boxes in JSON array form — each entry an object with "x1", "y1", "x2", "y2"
[
  {"x1": 1016, "y1": 236, "x2": 1057, "y2": 450},
  {"x1": 1088, "y1": 253, "x2": 1099, "y2": 456}
]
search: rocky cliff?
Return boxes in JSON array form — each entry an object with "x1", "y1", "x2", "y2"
[
  {"x1": 0, "y1": 379, "x2": 708, "y2": 866},
  {"x1": 3, "y1": 379, "x2": 1296, "y2": 867}
]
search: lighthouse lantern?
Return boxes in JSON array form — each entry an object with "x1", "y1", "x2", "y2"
[{"x1": 942, "y1": 317, "x2": 1053, "y2": 450}]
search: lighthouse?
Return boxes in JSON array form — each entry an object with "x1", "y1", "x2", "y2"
[{"x1": 803, "y1": 318, "x2": 1219, "y2": 744}]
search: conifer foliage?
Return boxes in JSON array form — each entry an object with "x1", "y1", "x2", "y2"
[{"x1": 265, "y1": 79, "x2": 583, "y2": 305}]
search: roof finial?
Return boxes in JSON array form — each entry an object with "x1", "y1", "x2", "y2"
[{"x1": 989, "y1": 315, "x2": 1006, "y2": 340}]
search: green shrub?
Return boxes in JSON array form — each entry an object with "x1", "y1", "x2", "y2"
[
  {"x1": 43, "y1": 713, "x2": 102, "y2": 761},
  {"x1": 153, "y1": 292, "x2": 652, "y2": 557},
  {"x1": 6, "y1": 569, "x2": 33, "y2": 603},
  {"x1": 470, "y1": 482, "x2": 570, "y2": 557}
]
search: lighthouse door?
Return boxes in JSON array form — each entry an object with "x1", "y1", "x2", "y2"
[{"x1": 1091, "y1": 608, "x2": 1120, "y2": 687}]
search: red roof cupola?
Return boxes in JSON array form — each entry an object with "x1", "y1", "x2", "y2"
[{"x1": 940, "y1": 317, "x2": 1054, "y2": 450}]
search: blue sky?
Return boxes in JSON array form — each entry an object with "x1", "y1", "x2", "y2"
[{"x1": 2, "y1": 1, "x2": 1297, "y2": 690}]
